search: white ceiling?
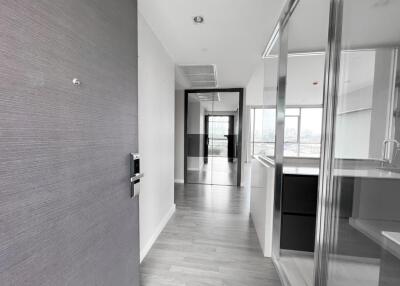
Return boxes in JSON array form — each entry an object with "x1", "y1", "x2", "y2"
[{"x1": 138, "y1": 0, "x2": 284, "y2": 88}]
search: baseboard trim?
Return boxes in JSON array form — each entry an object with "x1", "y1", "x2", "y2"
[
  {"x1": 140, "y1": 204, "x2": 176, "y2": 263},
  {"x1": 272, "y1": 255, "x2": 291, "y2": 286},
  {"x1": 174, "y1": 179, "x2": 184, "y2": 184}
]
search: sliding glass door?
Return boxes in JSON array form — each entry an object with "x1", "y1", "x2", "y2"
[
  {"x1": 320, "y1": 1, "x2": 400, "y2": 286},
  {"x1": 268, "y1": 1, "x2": 330, "y2": 285}
]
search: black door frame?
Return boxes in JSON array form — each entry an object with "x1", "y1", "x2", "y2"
[{"x1": 184, "y1": 88, "x2": 244, "y2": 186}]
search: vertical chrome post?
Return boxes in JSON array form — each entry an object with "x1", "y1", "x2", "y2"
[
  {"x1": 313, "y1": 0, "x2": 343, "y2": 285},
  {"x1": 272, "y1": 23, "x2": 289, "y2": 261},
  {"x1": 271, "y1": 0, "x2": 299, "y2": 264}
]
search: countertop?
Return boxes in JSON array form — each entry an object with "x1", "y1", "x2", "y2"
[
  {"x1": 349, "y1": 218, "x2": 400, "y2": 260},
  {"x1": 253, "y1": 156, "x2": 400, "y2": 179},
  {"x1": 283, "y1": 166, "x2": 320, "y2": 176},
  {"x1": 333, "y1": 168, "x2": 400, "y2": 179},
  {"x1": 383, "y1": 231, "x2": 400, "y2": 246},
  {"x1": 283, "y1": 166, "x2": 400, "y2": 179},
  {"x1": 382, "y1": 231, "x2": 400, "y2": 259}
]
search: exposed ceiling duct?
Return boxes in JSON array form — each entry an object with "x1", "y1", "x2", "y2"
[{"x1": 179, "y1": 64, "x2": 218, "y2": 88}]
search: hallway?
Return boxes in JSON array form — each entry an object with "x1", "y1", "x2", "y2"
[{"x1": 140, "y1": 184, "x2": 281, "y2": 286}]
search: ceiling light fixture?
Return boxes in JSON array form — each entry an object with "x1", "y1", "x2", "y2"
[{"x1": 193, "y1": 16, "x2": 204, "y2": 24}]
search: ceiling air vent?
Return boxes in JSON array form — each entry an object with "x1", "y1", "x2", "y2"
[
  {"x1": 196, "y1": 92, "x2": 220, "y2": 102},
  {"x1": 179, "y1": 64, "x2": 217, "y2": 88}
]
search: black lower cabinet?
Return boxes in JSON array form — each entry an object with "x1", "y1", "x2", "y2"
[
  {"x1": 280, "y1": 174, "x2": 318, "y2": 252},
  {"x1": 281, "y1": 214, "x2": 316, "y2": 252}
]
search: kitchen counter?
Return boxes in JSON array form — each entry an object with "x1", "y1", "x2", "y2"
[
  {"x1": 256, "y1": 155, "x2": 400, "y2": 179},
  {"x1": 349, "y1": 218, "x2": 400, "y2": 260},
  {"x1": 283, "y1": 166, "x2": 319, "y2": 176},
  {"x1": 382, "y1": 231, "x2": 400, "y2": 260},
  {"x1": 251, "y1": 155, "x2": 400, "y2": 256},
  {"x1": 333, "y1": 168, "x2": 400, "y2": 179},
  {"x1": 282, "y1": 165, "x2": 400, "y2": 179}
]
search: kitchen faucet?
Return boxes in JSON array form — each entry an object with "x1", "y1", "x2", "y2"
[{"x1": 381, "y1": 139, "x2": 400, "y2": 166}]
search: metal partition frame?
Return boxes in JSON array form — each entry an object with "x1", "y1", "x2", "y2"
[
  {"x1": 271, "y1": 23, "x2": 288, "y2": 261},
  {"x1": 269, "y1": 0, "x2": 299, "y2": 263},
  {"x1": 313, "y1": 0, "x2": 343, "y2": 286}
]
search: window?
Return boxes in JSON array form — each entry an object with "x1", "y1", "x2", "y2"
[
  {"x1": 251, "y1": 108, "x2": 275, "y2": 157},
  {"x1": 250, "y1": 107, "x2": 322, "y2": 158}
]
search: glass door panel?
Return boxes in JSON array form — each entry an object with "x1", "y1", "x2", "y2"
[
  {"x1": 326, "y1": 1, "x2": 400, "y2": 286},
  {"x1": 186, "y1": 92, "x2": 213, "y2": 185},
  {"x1": 186, "y1": 92, "x2": 240, "y2": 186},
  {"x1": 208, "y1": 92, "x2": 240, "y2": 186},
  {"x1": 263, "y1": 30, "x2": 280, "y2": 261},
  {"x1": 277, "y1": 1, "x2": 330, "y2": 286}
]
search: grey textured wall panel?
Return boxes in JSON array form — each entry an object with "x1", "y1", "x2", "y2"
[{"x1": 0, "y1": 0, "x2": 139, "y2": 285}]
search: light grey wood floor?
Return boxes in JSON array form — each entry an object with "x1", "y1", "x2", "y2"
[
  {"x1": 187, "y1": 157, "x2": 238, "y2": 186},
  {"x1": 140, "y1": 183, "x2": 282, "y2": 286}
]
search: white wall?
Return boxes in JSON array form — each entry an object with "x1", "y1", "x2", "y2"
[
  {"x1": 187, "y1": 99, "x2": 205, "y2": 171},
  {"x1": 246, "y1": 62, "x2": 265, "y2": 106},
  {"x1": 335, "y1": 110, "x2": 372, "y2": 159},
  {"x1": 138, "y1": 13, "x2": 176, "y2": 261},
  {"x1": 174, "y1": 90, "x2": 185, "y2": 183},
  {"x1": 334, "y1": 49, "x2": 395, "y2": 159},
  {"x1": 335, "y1": 85, "x2": 374, "y2": 159},
  {"x1": 250, "y1": 157, "x2": 275, "y2": 257},
  {"x1": 369, "y1": 49, "x2": 395, "y2": 159}
]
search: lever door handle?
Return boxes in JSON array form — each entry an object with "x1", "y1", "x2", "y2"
[{"x1": 130, "y1": 173, "x2": 144, "y2": 183}]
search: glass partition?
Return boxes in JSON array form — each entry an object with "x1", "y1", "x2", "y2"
[
  {"x1": 186, "y1": 92, "x2": 213, "y2": 185},
  {"x1": 273, "y1": 1, "x2": 330, "y2": 285},
  {"x1": 186, "y1": 92, "x2": 240, "y2": 186},
  {"x1": 325, "y1": 1, "x2": 400, "y2": 286},
  {"x1": 260, "y1": 0, "x2": 400, "y2": 285}
]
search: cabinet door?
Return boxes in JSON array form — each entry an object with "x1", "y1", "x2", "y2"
[
  {"x1": 281, "y1": 214, "x2": 316, "y2": 252},
  {"x1": 282, "y1": 174, "x2": 318, "y2": 215}
]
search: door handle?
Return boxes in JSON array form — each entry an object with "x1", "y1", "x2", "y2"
[
  {"x1": 130, "y1": 173, "x2": 144, "y2": 198},
  {"x1": 130, "y1": 173, "x2": 144, "y2": 183},
  {"x1": 130, "y1": 153, "x2": 142, "y2": 198}
]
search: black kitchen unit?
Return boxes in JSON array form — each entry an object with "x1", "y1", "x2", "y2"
[{"x1": 280, "y1": 173, "x2": 319, "y2": 252}]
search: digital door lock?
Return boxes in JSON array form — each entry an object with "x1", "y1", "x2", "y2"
[{"x1": 130, "y1": 153, "x2": 144, "y2": 198}]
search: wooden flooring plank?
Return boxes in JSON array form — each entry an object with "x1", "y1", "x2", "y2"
[{"x1": 140, "y1": 183, "x2": 282, "y2": 286}]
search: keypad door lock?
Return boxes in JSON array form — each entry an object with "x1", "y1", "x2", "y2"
[{"x1": 130, "y1": 153, "x2": 144, "y2": 198}]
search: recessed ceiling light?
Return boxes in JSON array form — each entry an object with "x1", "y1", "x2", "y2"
[{"x1": 193, "y1": 16, "x2": 204, "y2": 24}]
